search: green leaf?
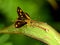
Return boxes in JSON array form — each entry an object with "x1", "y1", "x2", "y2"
[{"x1": 0, "y1": 34, "x2": 10, "y2": 43}]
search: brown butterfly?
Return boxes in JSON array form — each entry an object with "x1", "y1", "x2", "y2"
[{"x1": 15, "y1": 7, "x2": 31, "y2": 28}]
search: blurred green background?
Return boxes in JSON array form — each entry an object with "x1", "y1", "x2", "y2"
[{"x1": 0, "y1": 0, "x2": 60, "y2": 45}]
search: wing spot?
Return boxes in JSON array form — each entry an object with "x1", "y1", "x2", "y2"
[
  {"x1": 20, "y1": 13, "x2": 22, "y2": 15},
  {"x1": 18, "y1": 22, "x2": 20, "y2": 25},
  {"x1": 21, "y1": 16, "x2": 23, "y2": 17},
  {"x1": 17, "y1": 10, "x2": 19, "y2": 12},
  {"x1": 15, "y1": 24, "x2": 18, "y2": 28},
  {"x1": 20, "y1": 10, "x2": 23, "y2": 12}
]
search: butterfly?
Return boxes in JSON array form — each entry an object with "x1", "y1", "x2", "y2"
[{"x1": 15, "y1": 7, "x2": 31, "y2": 28}]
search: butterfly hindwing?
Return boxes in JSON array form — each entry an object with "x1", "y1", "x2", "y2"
[{"x1": 15, "y1": 20, "x2": 27, "y2": 28}]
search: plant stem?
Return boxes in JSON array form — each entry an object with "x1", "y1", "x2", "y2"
[{"x1": 0, "y1": 20, "x2": 60, "y2": 45}]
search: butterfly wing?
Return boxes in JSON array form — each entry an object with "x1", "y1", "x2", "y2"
[
  {"x1": 15, "y1": 20, "x2": 27, "y2": 28},
  {"x1": 15, "y1": 7, "x2": 31, "y2": 28}
]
